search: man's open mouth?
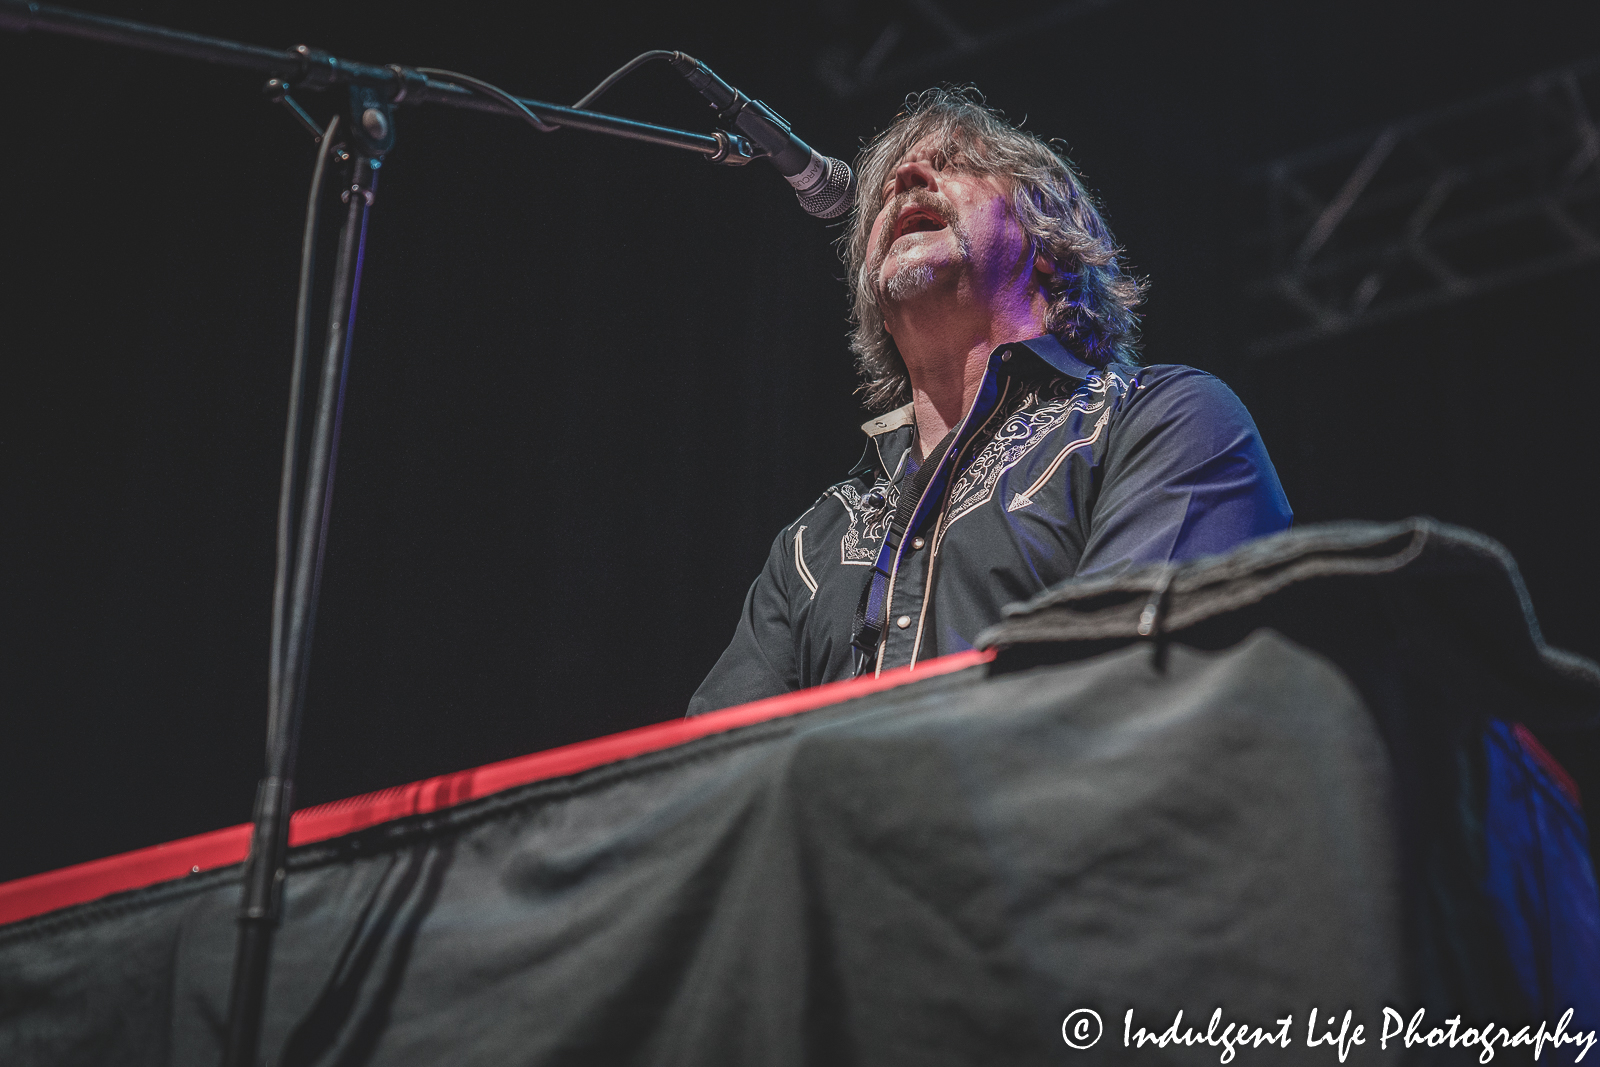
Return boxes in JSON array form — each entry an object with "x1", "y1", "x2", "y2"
[{"x1": 892, "y1": 206, "x2": 948, "y2": 243}]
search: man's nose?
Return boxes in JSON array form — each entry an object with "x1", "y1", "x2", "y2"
[{"x1": 892, "y1": 158, "x2": 940, "y2": 196}]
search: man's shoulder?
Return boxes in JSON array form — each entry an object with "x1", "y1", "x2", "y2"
[
  {"x1": 770, "y1": 420, "x2": 912, "y2": 551},
  {"x1": 1114, "y1": 363, "x2": 1253, "y2": 417},
  {"x1": 1120, "y1": 361, "x2": 1223, "y2": 389},
  {"x1": 776, "y1": 473, "x2": 873, "y2": 539},
  {"x1": 1106, "y1": 362, "x2": 1272, "y2": 459}
]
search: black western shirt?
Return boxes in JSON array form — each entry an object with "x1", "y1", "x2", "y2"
[{"x1": 687, "y1": 335, "x2": 1293, "y2": 715}]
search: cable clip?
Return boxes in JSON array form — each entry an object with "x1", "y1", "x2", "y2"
[{"x1": 385, "y1": 63, "x2": 428, "y2": 105}]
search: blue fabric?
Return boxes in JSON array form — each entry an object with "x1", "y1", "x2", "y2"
[{"x1": 1484, "y1": 720, "x2": 1600, "y2": 1042}]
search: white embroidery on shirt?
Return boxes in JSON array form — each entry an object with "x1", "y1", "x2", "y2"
[
  {"x1": 793, "y1": 526, "x2": 820, "y2": 598},
  {"x1": 830, "y1": 480, "x2": 900, "y2": 566},
  {"x1": 935, "y1": 370, "x2": 1126, "y2": 551}
]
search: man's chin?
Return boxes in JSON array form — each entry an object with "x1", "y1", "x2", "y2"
[{"x1": 881, "y1": 262, "x2": 941, "y2": 303}]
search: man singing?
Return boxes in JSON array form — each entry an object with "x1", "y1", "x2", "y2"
[{"x1": 687, "y1": 89, "x2": 1292, "y2": 715}]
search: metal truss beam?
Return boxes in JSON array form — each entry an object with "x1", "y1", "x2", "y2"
[
  {"x1": 1246, "y1": 56, "x2": 1600, "y2": 356},
  {"x1": 814, "y1": 0, "x2": 1125, "y2": 101}
]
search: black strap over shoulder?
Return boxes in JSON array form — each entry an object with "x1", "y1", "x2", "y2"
[{"x1": 849, "y1": 427, "x2": 958, "y2": 675}]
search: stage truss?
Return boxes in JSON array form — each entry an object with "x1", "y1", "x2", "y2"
[
  {"x1": 1246, "y1": 56, "x2": 1600, "y2": 355},
  {"x1": 812, "y1": 0, "x2": 1126, "y2": 100}
]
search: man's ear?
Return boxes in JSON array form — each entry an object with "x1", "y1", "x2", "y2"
[{"x1": 1033, "y1": 248, "x2": 1057, "y2": 278}]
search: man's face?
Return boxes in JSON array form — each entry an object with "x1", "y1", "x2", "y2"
[{"x1": 865, "y1": 135, "x2": 1035, "y2": 319}]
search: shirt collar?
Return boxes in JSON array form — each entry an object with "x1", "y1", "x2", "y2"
[
  {"x1": 855, "y1": 333, "x2": 1098, "y2": 454},
  {"x1": 859, "y1": 403, "x2": 916, "y2": 439},
  {"x1": 996, "y1": 333, "x2": 1099, "y2": 381}
]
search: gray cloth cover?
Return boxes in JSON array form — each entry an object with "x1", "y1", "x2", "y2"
[{"x1": 2, "y1": 519, "x2": 1595, "y2": 1066}]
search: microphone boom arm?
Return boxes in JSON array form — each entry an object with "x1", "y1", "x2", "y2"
[{"x1": 0, "y1": 0, "x2": 759, "y2": 164}]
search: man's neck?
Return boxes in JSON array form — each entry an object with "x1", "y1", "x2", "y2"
[{"x1": 892, "y1": 299, "x2": 1047, "y2": 460}]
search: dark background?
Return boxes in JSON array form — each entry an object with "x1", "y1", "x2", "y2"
[{"x1": 2, "y1": 0, "x2": 1596, "y2": 883}]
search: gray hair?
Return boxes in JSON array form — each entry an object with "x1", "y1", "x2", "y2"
[{"x1": 844, "y1": 88, "x2": 1146, "y2": 411}]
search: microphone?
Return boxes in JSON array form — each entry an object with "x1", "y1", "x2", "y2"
[{"x1": 669, "y1": 53, "x2": 856, "y2": 219}]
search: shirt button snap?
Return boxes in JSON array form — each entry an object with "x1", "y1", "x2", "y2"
[
  {"x1": 911, "y1": 536, "x2": 925, "y2": 550},
  {"x1": 896, "y1": 615, "x2": 912, "y2": 629}
]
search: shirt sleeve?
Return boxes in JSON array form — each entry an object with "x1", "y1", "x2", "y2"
[
  {"x1": 685, "y1": 528, "x2": 801, "y2": 717},
  {"x1": 1075, "y1": 366, "x2": 1293, "y2": 578}
]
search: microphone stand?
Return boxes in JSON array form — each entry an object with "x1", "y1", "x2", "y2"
[{"x1": 0, "y1": 4, "x2": 760, "y2": 1065}]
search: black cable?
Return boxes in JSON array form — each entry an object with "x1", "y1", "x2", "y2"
[
  {"x1": 267, "y1": 43, "x2": 698, "y2": 790},
  {"x1": 417, "y1": 51, "x2": 680, "y2": 136},
  {"x1": 571, "y1": 50, "x2": 677, "y2": 109},
  {"x1": 269, "y1": 112, "x2": 339, "y2": 759},
  {"x1": 415, "y1": 67, "x2": 559, "y2": 132}
]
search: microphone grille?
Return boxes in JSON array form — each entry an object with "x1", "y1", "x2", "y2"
[{"x1": 796, "y1": 157, "x2": 856, "y2": 219}]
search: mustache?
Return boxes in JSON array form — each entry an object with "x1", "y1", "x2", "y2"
[{"x1": 871, "y1": 188, "x2": 957, "y2": 269}]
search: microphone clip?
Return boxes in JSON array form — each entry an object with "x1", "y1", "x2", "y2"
[{"x1": 715, "y1": 89, "x2": 752, "y2": 126}]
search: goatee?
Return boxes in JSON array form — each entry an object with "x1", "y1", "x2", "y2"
[
  {"x1": 883, "y1": 262, "x2": 938, "y2": 301},
  {"x1": 870, "y1": 188, "x2": 968, "y2": 304}
]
